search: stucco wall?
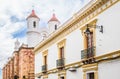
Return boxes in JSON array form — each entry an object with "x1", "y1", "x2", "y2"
[
  {"x1": 35, "y1": 53, "x2": 42, "y2": 73},
  {"x1": 98, "y1": 59, "x2": 120, "y2": 79},
  {"x1": 47, "y1": 44, "x2": 58, "y2": 70},
  {"x1": 96, "y1": 2, "x2": 120, "y2": 56},
  {"x1": 65, "y1": 29, "x2": 83, "y2": 64},
  {"x1": 66, "y1": 68, "x2": 83, "y2": 79}
]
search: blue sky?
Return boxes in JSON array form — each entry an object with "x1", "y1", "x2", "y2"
[{"x1": 0, "y1": 0, "x2": 91, "y2": 78}]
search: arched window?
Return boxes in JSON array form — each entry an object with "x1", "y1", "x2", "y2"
[
  {"x1": 33, "y1": 21, "x2": 36, "y2": 28},
  {"x1": 55, "y1": 24, "x2": 57, "y2": 30}
]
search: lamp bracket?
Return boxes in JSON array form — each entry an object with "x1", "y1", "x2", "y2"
[{"x1": 86, "y1": 24, "x2": 103, "y2": 33}]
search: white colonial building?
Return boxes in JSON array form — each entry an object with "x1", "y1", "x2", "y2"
[{"x1": 34, "y1": 0, "x2": 120, "y2": 79}]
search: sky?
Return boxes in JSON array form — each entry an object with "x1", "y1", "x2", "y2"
[{"x1": 0, "y1": 0, "x2": 91, "y2": 78}]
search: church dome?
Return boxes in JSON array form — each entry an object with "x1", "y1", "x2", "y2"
[
  {"x1": 48, "y1": 13, "x2": 60, "y2": 23},
  {"x1": 26, "y1": 10, "x2": 40, "y2": 20}
]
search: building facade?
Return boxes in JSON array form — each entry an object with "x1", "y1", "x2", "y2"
[
  {"x1": 34, "y1": 1, "x2": 120, "y2": 79},
  {"x1": 2, "y1": 44, "x2": 34, "y2": 79}
]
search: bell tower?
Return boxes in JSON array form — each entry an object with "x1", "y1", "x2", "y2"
[
  {"x1": 48, "y1": 13, "x2": 60, "y2": 34},
  {"x1": 26, "y1": 10, "x2": 41, "y2": 47}
]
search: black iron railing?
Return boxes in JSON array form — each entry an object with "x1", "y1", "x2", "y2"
[
  {"x1": 56, "y1": 58, "x2": 65, "y2": 68},
  {"x1": 42, "y1": 65, "x2": 47, "y2": 73},
  {"x1": 81, "y1": 46, "x2": 95, "y2": 59}
]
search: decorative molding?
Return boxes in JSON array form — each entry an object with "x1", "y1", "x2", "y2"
[
  {"x1": 82, "y1": 63, "x2": 97, "y2": 68},
  {"x1": 80, "y1": 19, "x2": 98, "y2": 31},
  {"x1": 42, "y1": 50, "x2": 48, "y2": 56},
  {"x1": 43, "y1": 75, "x2": 48, "y2": 79},
  {"x1": 57, "y1": 39, "x2": 66, "y2": 48},
  {"x1": 58, "y1": 70, "x2": 66, "y2": 79},
  {"x1": 95, "y1": 50, "x2": 120, "y2": 62}
]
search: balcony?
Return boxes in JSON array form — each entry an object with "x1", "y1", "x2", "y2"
[
  {"x1": 81, "y1": 46, "x2": 96, "y2": 64},
  {"x1": 56, "y1": 58, "x2": 65, "y2": 69},
  {"x1": 42, "y1": 65, "x2": 47, "y2": 73}
]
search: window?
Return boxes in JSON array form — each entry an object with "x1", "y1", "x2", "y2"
[
  {"x1": 57, "y1": 39, "x2": 66, "y2": 68},
  {"x1": 85, "y1": 31, "x2": 94, "y2": 58},
  {"x1": 80, "y1": 21, "x2": 96, "y2": 60},
  {"x1": 87, "y1": 72, "x2": 94, "y2": 79},
  {"x1": 86, "y1": 32, "x2": 93, "y2": 48},
  {"x1": 57, "y1": 39, "x2": 66, "y2": 59},
  {"x1": 82, "y1": 63, "x2": 98, "y2": 79},
  {"x1": 42, "y1": 50, "x2": 48, "y2": 65},
  {"x1": 60, "y1": 77, "x2": 64, "y2": 79},
  {"x1": 42, "y1": 50, "x2": 48, "y2": 72},
  {"x1": 80, "y1": 19, "x2": 97, "y2": 49},
  {"x1": 33, "y1": 21, "x2": 36, "y2": 28},
  {"x1": 55, "y1": 24, "x2": 57, "y2": 30},
  {"x1": 44, "y1": 55, "x2": 47, "y2": 65},
  {"x1": 60, "y1": 47, "x2": 64, "y2": 59}
]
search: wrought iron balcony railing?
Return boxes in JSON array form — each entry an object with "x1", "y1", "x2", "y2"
[
  {"x1": 81, "y1": 46, "x2": 95, "y2": 59},
  {"x1": 42, "y1": 65, "x2": 47, "y2": 73},
  {"x1": 56, "y1": 58, "x2": 65, "y2": 68}
]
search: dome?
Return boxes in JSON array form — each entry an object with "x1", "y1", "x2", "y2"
[
  {"x1": 48, "y1": 13, "x2": 60, "y2": 23},
  {"x1": 26, "y1": 10, "x2": 40, "y2": 20}
]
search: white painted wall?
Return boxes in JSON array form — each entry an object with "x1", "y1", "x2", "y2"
[
  {"x1": 96, "y1": 2, "x2": 120, "y2": 56},
  {"x1": 65, "y1": 29, "x2": 83, "y2": 64},
  {"x1": 35, "y1": 52, "x2": 43, "y2": 74},
  {"x1": 98, "y1": 59, "x2": 120, "y2": 79},
  {"x1": 47, "y1": 44, "x2": 58, "y2": 70},
  {"x1": 48, "y1": 74, "x2": 57, "y2": 79},
  {"x1": 27, "y1": 32, "x2": 41, "y2": 47},
  {"x1": 66, "y1": 68, "x2": 83, "y2": 79}
]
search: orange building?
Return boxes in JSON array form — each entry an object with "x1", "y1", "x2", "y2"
[{"x1": 2, "y1": 43, "x2": 34, "y2": 79}]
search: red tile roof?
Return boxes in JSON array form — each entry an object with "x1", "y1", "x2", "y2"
[
  {"x1": 26, "y1": 10, "x2": 40, "y2": 20},
  {"x1": 48, "y1": 13, "x2": 60, "y2": 23}
]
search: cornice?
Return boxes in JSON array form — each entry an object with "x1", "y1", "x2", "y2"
[{"x1": 18, "y1": 46, "x2": 34, "y2": 52}]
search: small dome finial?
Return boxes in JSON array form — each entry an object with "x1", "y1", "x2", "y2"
[
  {"x1": 52, "y1": 9, "x2": 55, "y2": 16},
  {"x1": 32, "y1": 5, "x2": 35, "y2": 14},
  {"x1": 32, "y1": 9, "x2": 35, "y2": 14}
]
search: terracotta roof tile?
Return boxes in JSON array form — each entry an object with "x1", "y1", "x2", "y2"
[
  {"x1": 48, "y1": 13, "x2": 60, "y2": 23},
  {"x1": 26, "y1": 10, "x2": 40, "y2": 20}
]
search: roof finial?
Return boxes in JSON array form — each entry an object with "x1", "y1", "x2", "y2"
[
  {"x1": 32, "y1": 5, "x2": 34, "y2": 10},
  {"x1": 32, "y1": 5, "x2": 35, "y2": 14},
  {"x1": 53, "y1": 9, "x2": 55, "y2": 13},
  {"x1": 52, "y1": 9, "x2": 55, "y2": 13},
  {"x1": 52, "y1": 9, "x2": 55, "y2": 17}
]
